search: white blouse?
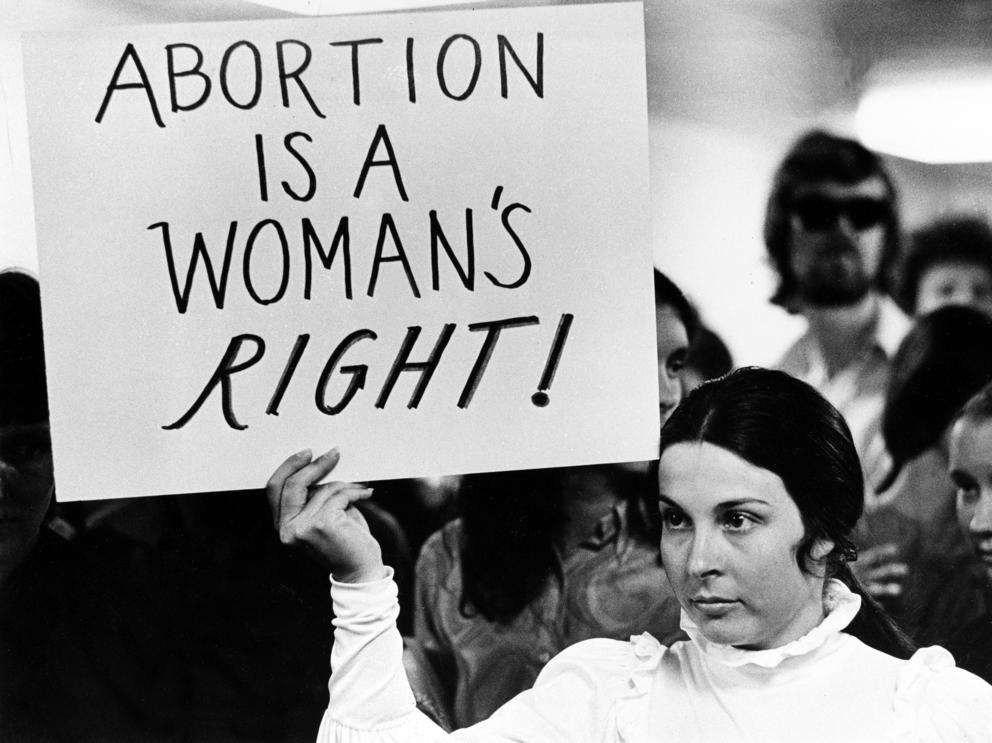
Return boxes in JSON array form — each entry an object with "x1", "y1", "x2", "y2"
[{"x1": 319, "y1": 571, "x2": 992, "y2": 743}]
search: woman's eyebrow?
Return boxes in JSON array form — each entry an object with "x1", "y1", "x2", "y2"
[
  {"x1": 717, "y1": 498, "x2": 770, "y2": 509},
  {"x1": 948, "y1": 469, "x2": 975, "y2": 487},
  {"x1": 658, "y1": 495, "x2": 771, "y2": 510}
]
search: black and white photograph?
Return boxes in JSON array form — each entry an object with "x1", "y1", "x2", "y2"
[{"x1": 2, "y1": 0, "x2": 992, "y2": 740}]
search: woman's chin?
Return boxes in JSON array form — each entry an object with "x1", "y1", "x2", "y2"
[{"x1": 692, "y1": 610, "x2": 753, "y2": 647}]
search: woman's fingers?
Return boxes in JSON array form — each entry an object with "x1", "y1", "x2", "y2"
[
  {"x1": 300, "y1": 481, "x2": 375, "y2": 520},
  {"x1": 265, "y1": 447, "x2": 386, "y2": 580},
  {"x1": 285, "y1": 482, "x2": 383, "y2": 581},
  {"x1": 266, "y1": 447, "x2": 340, "y2": 527},
  {"x1": 287, "y1": 482, "x2": 374, "y2": 547},
  {"x1": 266, "y1": 448, "x2": 313, "y2": 526}
]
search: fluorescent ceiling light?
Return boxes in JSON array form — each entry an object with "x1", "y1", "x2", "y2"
[
  {"x1": 245, "y1": 0, "x2": 484, "y2": 14},
  {"x1": 857, "y1": 67, "x2": 992, "y2": 164}
]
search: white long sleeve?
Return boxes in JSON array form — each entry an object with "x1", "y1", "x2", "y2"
[
  {"x1": 318, "y1": 570, "x2": 447, "y2": 742},
  {"x1": 316, "y1": 575, "x2": 992, "y2": 743},
  {"x1": 317, "y1": 572, "x2": 632, "y2": 743}
]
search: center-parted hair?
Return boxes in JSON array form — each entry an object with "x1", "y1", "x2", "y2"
[
  {"x1": 659, "y1": 367, "x2": 862, "y2": 569},
  {"x1": 763, "y1": 130, "x2": 901, "y2": 310},
  {"x1": 656, "y1": 367, "x2": 915, "y2": 657}
]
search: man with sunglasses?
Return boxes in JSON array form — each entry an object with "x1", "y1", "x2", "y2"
[{"x1": 764, "y1": 130, "x2": 913, "y2": 606}]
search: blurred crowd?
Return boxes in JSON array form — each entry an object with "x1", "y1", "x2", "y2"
[{"x1": 3, "y1": 129, "x2": 992, "y2": 740}]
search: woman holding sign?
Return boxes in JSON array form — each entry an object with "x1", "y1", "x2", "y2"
[
  {"x1": 406, "y1": 270, "x2": 693, "y2": 728},
  {"x1": 267, "y1": 368, "x2": 992, "y2": 741}
]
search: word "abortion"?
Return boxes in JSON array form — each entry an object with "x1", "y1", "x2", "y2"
[{"x1": 95, "y1": 33, "x2": 544, "y2": 128}]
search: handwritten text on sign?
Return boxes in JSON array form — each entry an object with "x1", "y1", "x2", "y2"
[{"x1": 23, "y1": 3, "x2": 659, "y2": 500}]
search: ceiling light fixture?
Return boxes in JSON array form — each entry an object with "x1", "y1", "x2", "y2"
[{"x1": 856, "y1": 65, "x2": 992, "y2": 164}]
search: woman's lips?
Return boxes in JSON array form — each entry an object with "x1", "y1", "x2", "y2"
[{"x1": 690, "y1": 596, "x2": 740, "y2": 615}]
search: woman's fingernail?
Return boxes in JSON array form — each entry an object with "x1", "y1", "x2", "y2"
[{"x1": 296, "y1": 448, "x2": 312, "y2": 460}]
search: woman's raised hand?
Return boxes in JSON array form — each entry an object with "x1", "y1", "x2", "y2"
[{"x1": 266, "y1": 447, "x2": 387, "y2": 583}]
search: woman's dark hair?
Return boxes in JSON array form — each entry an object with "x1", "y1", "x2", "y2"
[
  {"x1": 763, "y1": 130, "x2": 901, "y2": 312},
  {"x1": 0, "y1": 270, "x2": 48, "y2": 425},
  {"x1": 878, "y1": 305, "x2": 992, "y2": 492},
  {"x1": 656, "y1": 367, "x2": 916, "y2": 658},
  {"x1": 955, "y1": 379, "x2": 992, "y2": 427},
  {"x1": 457, "y1": 466, "x2": 654, "y2": 623},
  {"x1": 685, "y1": 324, "x2": 734, "y2": 383},
  {"x1": 897, "y1": 215, "x2": 992, "y2": 314},
  {"x1": 655, "y1": 269, "x2": 698, "y2": 344}
]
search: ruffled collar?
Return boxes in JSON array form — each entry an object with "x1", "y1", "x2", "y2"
[{"x1": 679, "y1": 579, "x2": 862, "y2": 669}]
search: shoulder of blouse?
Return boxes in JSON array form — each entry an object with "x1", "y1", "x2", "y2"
[
  {"x1": 533, "y1": 632, "x2": 666, "y2": 743},
  {"x1": 888, "y1": 645, "x2": 992, "y2": 742}
]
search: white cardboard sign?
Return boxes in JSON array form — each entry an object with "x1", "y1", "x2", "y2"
[{"x1": 22, "y1": 3, "x2": 659, "y2": 501}]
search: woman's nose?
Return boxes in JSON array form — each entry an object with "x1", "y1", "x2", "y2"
[
  {"x1": 970, "y1": 489, "x2": 992, "y2": 534},
  {"x1": 686, "y1": 527, "x2": 722, "y2": 578},
  {"x1": 658, "y1": 369, "x2": 682, "y2": 408}
]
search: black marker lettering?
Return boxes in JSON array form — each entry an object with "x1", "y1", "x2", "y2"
[
  {"x1": 458, "y1": 316, "x2": 539, "y2": 409},
  {"x1": 163, "y1": 333, "x2": 265, "y2": 430},
  {"x1": 95, "y1": 43, "x2": 165, "y2": 128},
  {"x1": 149, "y1": 221, "x2": 237, "y2": 313},
  {"x1": 376, "y1": 324, "x2": 455, "y2": 409},
  {"x1": 276, "y1": 39, "x2": 325, "y2": 118},
  {"x1": 316, "y1": 329, "x2": 377, "y2": 415}
]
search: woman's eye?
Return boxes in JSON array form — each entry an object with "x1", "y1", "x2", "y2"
[
  {"x1": 958, "y1": 485, "x2": 980, "y2": 506},
  {"x1": 667, "y1": 350, "x2": 687, "y2": 375},
  {"x1": 662, "y1": 509, "x2": 689, "y2": 530},
  {"x1": 723, "y1": 511, "x2": 755, "y2": 532}
]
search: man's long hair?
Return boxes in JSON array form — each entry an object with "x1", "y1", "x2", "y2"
[{"x1": 763, "y1": 130, "x2": 901, "y2": 311}]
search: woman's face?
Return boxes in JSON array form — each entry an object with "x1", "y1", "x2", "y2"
[
  {"x1": 916, "y1": 261, "x2": 992, "y2": 317},
  {"x1": 0, "y1": 421, "x2": 54, "y2": 579},
  {"x1": 656, "y1": 303, "x2": 688, "y2": 425},
  {"x1": 948, "y1": 416, "x2": 992, "y2": 584},
  {"x1": 657, "y1": 442, "x2": 830, "y2": 649}
]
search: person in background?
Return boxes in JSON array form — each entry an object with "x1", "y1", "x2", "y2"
[
  {"x1": 405, "y1": 270, "x2": 695, "y2": 728},
  {"x1": 941, "y1": 381, "x2": 992, "y2": 682},
  {"x1": 680, "y1": 321, "x2": 733, "y2": 393},
  {"x1": 766, "y1": 130, "x2": 907, "y2": 487},
  {"x1": 267, "y1": 367, "x2": 992, "y2": 742},
  {"x1": 765, "y1": 130, "x2": 912, "y2": 604},
  {"x1": 0, "y1": 270, "x2": 161, "y2": 741},
  {"x1": 871, "y1": 306, "x2": 992, "y2": 633},
  {"x1": 0, "y1": 269, "x2": 339, "y2": 742},
  {"x1": 0, "y1": 271, "x2": 53, "y2": 592},
  {"x1": 897, "y1": 215, "x2": 992, "y2": 318}
]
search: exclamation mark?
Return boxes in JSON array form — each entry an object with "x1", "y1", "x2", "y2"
[{"x1": 531, "y1": 313, "x2": 574, "y2": 407}]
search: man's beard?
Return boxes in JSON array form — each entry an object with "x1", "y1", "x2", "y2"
[{"x1": 795, "y1": 241, "x2": 873, "y2": 308}]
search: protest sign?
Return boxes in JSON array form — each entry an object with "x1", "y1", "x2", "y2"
[{"x1": 21, "y1": 2, "x2": 658, "y2": 501}]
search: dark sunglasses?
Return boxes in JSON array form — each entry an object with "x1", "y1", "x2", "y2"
[{"x1": 791, "y1": 195, "x2": 890, "y2": 232}]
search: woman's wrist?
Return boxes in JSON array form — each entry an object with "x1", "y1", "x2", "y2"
[{"x1": 332, "y1": 561, "x2": 390, "y2": 584}]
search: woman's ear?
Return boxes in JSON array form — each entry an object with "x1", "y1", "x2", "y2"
[{"x1": 810, "y1": 537, "x2": 835, "y2": 562}]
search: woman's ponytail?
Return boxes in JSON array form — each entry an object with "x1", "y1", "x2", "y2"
[{"x1": 833, "y1": 562, "x2": 917, "y2": 660}]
